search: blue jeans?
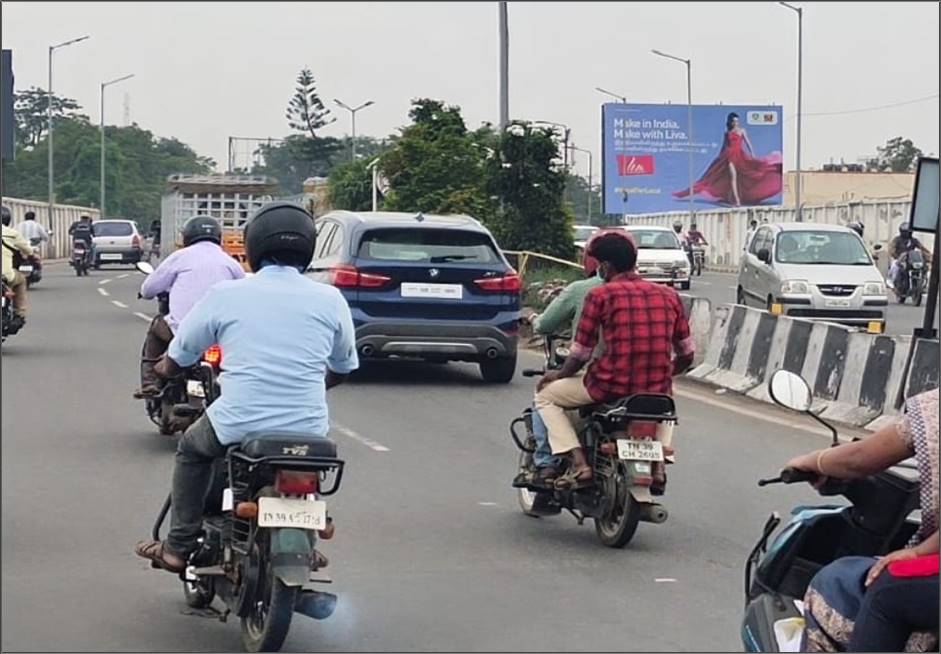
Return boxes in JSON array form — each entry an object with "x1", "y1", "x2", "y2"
[{"x1": 532, "y1": 406, "x2": 561, "y2": 468}]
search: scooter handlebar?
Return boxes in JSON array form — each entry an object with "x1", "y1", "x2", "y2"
[
  {"x1": 758, "y1": 467, "x2": 818, "y2": 487},
  {"x1": 521, "y1": 368, "x2": 545, "y2": 377}
]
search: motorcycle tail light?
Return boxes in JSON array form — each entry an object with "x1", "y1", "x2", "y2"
[
  {"x1": 628, "y1": 421, "x2": 657, "y2": 438},
  {"x1": 202, "y1": 344, "x2": 222, "y2": 367},
  {"x1": 275, "y1": 470, "x2": 319, "y2": 495}
]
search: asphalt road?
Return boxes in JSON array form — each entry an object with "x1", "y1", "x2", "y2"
[
  {"x1": 2, "y1": 264, "x2": 869, "y2": 652},
  {"x1": 688, "y1": 270, "x2": 939, "y2": 337}
]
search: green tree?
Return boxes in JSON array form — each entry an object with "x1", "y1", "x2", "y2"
[
  {"x1": 866, "y1": 137, "x2": 924, "y2": 173},
  {"x1": 328, "y1": 158, "x2": 374, "y2": 211},
  {"x1": 254, "y1": 135, "x2": 342, "y2": 195},
  {"x1": 13, "y1": 87, "x2": 87, "y2": 148},
  {"x1": 286, "y1": 68, "x2": 333, "y2": 138}
]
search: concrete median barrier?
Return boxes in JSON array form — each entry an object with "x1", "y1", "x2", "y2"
[{"x1": 679, "y1": 294, "x2": 713, "y2": 366}]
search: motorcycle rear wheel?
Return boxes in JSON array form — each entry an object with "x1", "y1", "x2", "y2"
[
  {"x1": 240, "y1": 572, "x2": 297, "y2": 653},
  {"x1": 594, "y1": 463, "x2": 641, "y2": 548}
]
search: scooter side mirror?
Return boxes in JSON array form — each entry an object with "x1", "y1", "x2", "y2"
[
  {"x1": 767, "y1": 370, "x2": 812, "y2": 412},
  {"x1": 136, "y1": 261, "x2": 155, "y2": 275},
  {"x1": 873, "y1": 243, "x2": 883, "y2": 251}
]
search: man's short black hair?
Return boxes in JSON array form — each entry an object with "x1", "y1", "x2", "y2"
[
  {"x1": 588, "y1": 233, "x2": 637, "y2": 273},
  {"x1": 24, "y1": 211, "x2": 35, "y2": 220}
]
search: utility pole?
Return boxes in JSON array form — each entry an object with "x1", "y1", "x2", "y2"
[
  {"x1": 47, "y1": 35, "x2": 90, "y2": 222},
  {"x1": 334, "y1": 99, "x2": 375, "y2": 162},
  {"x1": 780, "y1": 2, "x2": 804, "y2": 220},
  {"x1": 498, "y1": 1, "x2": 509, "y2": 129},
  {"x1": 100, "y1": 74, "x2": 134, "y2": 217}
]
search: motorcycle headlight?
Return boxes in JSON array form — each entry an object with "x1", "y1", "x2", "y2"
[
  {"x1": 863, "y1": 281, "x2": 886, "y2": 296},
  {"x1": 780, "y1": 280, "x2": 811, "y2": 294}
]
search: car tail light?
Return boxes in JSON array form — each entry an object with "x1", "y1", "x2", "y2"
[
  {"x1": 275, "y1": 470, "x2": 319, "y2": 495},
  {"x1": 474, "y1": 272, "x2": 521, "y2": 293},
  {"x1": 132, "y1": 234, "x2": 141, "y2": 248},
  {"x1": 202, "y1": 344, "x2": 222, "y2": 367},
  {"x1": 329, "y1": 265, "x2": 391, "y2": 289}
]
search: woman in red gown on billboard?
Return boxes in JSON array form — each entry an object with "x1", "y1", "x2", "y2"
[{"x1": 674, "y1": 112, "x2": 783, "y2": 206}]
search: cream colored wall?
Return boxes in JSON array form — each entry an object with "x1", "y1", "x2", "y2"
[{"x1": 783, "y1": 171, "x2": 914, "y2": 206}]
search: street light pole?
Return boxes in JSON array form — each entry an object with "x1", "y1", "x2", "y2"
[
  {"x1": 652, "y1": 49, "x2": 693, "y2": 222},
  {"x1": 571, "y1": 144, "x2": 594, "y2": 224},
  {"x1": 595, "y1": 87, "x2": 628, "y2": 103},
  {"x1": 498, "y1": 1, "x2": 509, "y2": 129},
  {"x1": 779, "y1": 2, "x2": 803, "y2": 221},
  {"x1": 334, "y1": 99, "x2": 374, "y2": 162},
  {"x1": 100, "y1": 74, "x2": 134, "y2": 218},
  {"x1": 47, "y1": 35, "x2": 89, "y2": 224}
]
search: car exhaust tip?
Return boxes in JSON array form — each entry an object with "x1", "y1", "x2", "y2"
[
  {"x1": 295, "y1": 590, "x2": 337, "y2": 620},
  {"x1": 485, "y1": 347, "x2": 499, "y2": 359},
  {"x1": 639, "y1": 503, "x2": 669, "y2": 524},
  {"x1": 360, "y1": 344, "x2": 375, "y2": 357}
]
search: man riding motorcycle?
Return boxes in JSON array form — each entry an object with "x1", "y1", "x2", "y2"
[
  {"x1": 534, "y1": 233, "x2": 695, "y2": 490},
  {"x1": 1, "y1": 205, "x2": 35, "y2": 327},
  {"x1": 888, "y1": 222, "x2": 931, "y2": 289},
  {"x1": 68, "y1": 215, "x2": 95, "y2": 267},
  {"x1": 686, "y1": 222, "x2": 708, "y2": 266},
  {"x1": 134, "y1": 202, "x2": 359, "y2": 573},
  {"x1": 518, "y1": 229, "x2": 635, "y2": 487},
  {"x1": 13, "y1": 211, "x2": 51, "y2": 248},
  {"x1": 134, "y1": 215, "x2": 245, "y2": 398}
]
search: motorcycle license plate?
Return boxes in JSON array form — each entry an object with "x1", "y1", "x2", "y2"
[
  {"x1": 257, "y1": 497, "x2": 326, "y2": 530},
  {"x1": 617, "y1": 439, "x2": 664, "y2": 462},
  {"x1": 186, "y1": 380, "x2": 205, "y2": 398},
  {"x1": 18, "y1": 265, "x2": 33, "y2": 273}
]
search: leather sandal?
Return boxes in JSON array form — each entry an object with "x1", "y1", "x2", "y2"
[
  {"x1": 135, "y1": 539, "x2": 186, "y2": 573},
  {"x1": 553, "y1": 466, "x2": 593, "y2": 490}
]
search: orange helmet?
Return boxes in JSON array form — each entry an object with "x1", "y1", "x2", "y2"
[{"x1": 583, "y1": 228, "x2": 637, "y2": 276}]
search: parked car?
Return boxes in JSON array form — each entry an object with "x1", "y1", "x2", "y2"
[
  {"x1": 736, "y1": 222, "x2": 888, "y2": 333},
  {"x1": 573, "y1": 224, "x2": 599, "y2": 252},
  {"x1": 309, "y1": 211, "x2": 521, "y2": 383},
  {"x1": 619, "y1": 225, "x2": 692, "y2": 290},
  {"x1": 92, "y1": 219, "x2": 143, "y2": 267}
]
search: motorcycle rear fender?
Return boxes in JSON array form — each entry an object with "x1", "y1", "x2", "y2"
[
  {"x1": 629, "y1": 486, "x2": 653, "y2": 503},
  {"x1": 269, "y1": 527, "x2": 314, "y2": 587}
]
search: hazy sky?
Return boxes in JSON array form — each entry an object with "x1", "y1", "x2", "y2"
[{"x1": 2, "y1": 1, "x2": 939, "y2": 179}]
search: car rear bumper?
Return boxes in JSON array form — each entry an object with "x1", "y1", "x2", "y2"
[
  {"x1": 95, "y1": 249, "x2": 141, "y2": 263},
  {"x1": 354, "y1": 320, "x2": 518, "y2": 361},
  {"x1": 638, "y1": 273, "x2": 690, "y2": 286}
]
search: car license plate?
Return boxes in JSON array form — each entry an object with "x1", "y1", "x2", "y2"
[
  {"x1": 825, "y1": 299, "x2": 851, "y2": 308},
  {"x1": 400, "y1": 282, "x2": 463, "y2": 300},
  {"x1": 18, "y1": 265, "x2": 33, "y2": 273},
  {"x1": 186, "y1": 380, "x2": 205, "y2": 399},
  {"x1": 617, "y1": 439, "x2": 664, "y2": 462},
  {"x1": 257, "y1": 497, "x2": 326, "y2": 530},
  {"x1": 100, "y1": 253, "x2": 123, "y2": 261}
]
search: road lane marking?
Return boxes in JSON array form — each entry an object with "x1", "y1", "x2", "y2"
[
  {"x1": 655, "y1": 578, "x2": 678, "y2": 583},
  {"x1": 111, "y1": 300, "x2": 129, "y2": 309},
  {"x1": 133, "y1": 312, "x2": 153, "y2": 322},
  {"x1": 117, "y1": 273, "x2": 130, "y2": 279},
  {"x1": 97, "y1": 287, "x2": 110, "y2": 296},
  {"x1": 98, "y1": 278, "x2": 112, "y2": 285},
  {"x1": 477, "y1": 502, "x2": 498, "y2": 507},
  {"x1": 332, "y1": 424, "x2": 390, "y2": 452}
]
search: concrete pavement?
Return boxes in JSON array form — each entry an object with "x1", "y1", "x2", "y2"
[{"x1": 3, "y1": 265, "x2": 860, "y2": 652}]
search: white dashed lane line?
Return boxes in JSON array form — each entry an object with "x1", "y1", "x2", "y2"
[
  {"x1": 331, "y1": 424, "x2": 390, "y2": 452},
  {"x1": 98, "y1": 278, "x2": 112, "y2": 285},
  {"x1": 117, "y1": 274, "x2": 130, "y2": 279},
  {"x1": 133, "y1": 312, "x2": 153, "y2": 322},
  {"x1": 111, "y1": 300, "x2": 129, "y2": 309},
  {"x1": 97, "y1": 287, "x2": 110, "y2": 296}
]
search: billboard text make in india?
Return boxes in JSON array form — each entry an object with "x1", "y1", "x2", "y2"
[{"x1": 602, "y1": 103, "x2": 784, "y2": 215}]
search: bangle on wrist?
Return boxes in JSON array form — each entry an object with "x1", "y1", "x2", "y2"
[{"x1": 816, "y1": 449, "x2": 830, "y2": 477}]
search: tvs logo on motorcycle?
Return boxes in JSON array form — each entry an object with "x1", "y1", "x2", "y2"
[
  {"x1": 283, "y1": 444, "x2": 310, "y2": 456},
  {"x1": 617, "y1": 155, "x2": 655, "y2": 176}
]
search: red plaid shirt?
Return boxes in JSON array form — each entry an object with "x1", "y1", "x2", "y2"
[{"x1": 570, "y1": 272, "x2": 694, "y2": 402}]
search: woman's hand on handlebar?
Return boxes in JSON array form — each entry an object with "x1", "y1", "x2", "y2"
[{"x1": 785, "y1": 450, "x2": 831, "y2": 488}]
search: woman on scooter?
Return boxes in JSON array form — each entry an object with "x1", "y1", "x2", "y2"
[{"x1": 784, "y1": 388, "x2": 939, "y2": 652}]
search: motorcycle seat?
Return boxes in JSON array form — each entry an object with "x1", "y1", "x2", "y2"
[
  {"x1": 580, "y1": 393, "x2": 677, "y2": 421},
  {"x1": 240, "y1": 432, "x2": 338, "y2": 459}
]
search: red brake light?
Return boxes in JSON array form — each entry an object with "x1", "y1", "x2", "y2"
[
  {"x1": 132, "y1": 234, "x2": 141, "y2": 248},
  {"x1": 275, "y1": 470, "x2": 319, "y2": 495},
  {"x1": 474, "y1": 272, "x2": 521, "y2": 293},
  {"x1": 329, "y1": 265, "x2": 391, "y2": 289},
  {"x1": 203, "y1": 344, "x2": 222, "y2": 367}
]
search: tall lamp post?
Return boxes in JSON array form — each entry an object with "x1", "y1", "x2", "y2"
[
  {"x1": 595, "y1": 87, "x2": 627, "y2": 103},
  {"x1": 498, "y1": 1, "x2": 509, "y2": 129},
  {"x1": 651, "y1": 49, "x2": 693, "y2": 222},
  {"x1": 100, "y1": 74, "x2": 134, "y2": 217},
  {"x1": 779, "y1": 2, "x2": 803, "y2": 221},
  {"x1": 48, "y1": 35, "x2": 90, "y2": 223},
  {"x1": 570, "y1": 144, "x2": 594, "y2": 224},
  {"x1": 334, "y1": 99, "x2": 374, "y2": 162}
]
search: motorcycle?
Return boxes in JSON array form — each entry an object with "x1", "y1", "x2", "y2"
[
  {"x1": 895, "y1": 249, "x2": 927, "y2": 306},
  {"x1": 71, "y1": 239, "x2": 92, "y2": 277},
  {"x1": 510, "y1": 335, "x2": 676, "y2": 548},
  {"x1": 741, "y1": 370, "x2": 921, "y2": 652},
  {"x1": 20, "y1": 237, "x2": 44, "y2": 287},
  {"x1": 135, "y1": 261, "x2": 220, "y2": 435},
  {"x1": 1, "y1": 281, "x2": 25, "y2": 343},
  {"x1": 691, "y1": 244, "x2": 706, "y2": 277},
  {"x1": 149, "y1": 394, "x2": 344, "y2": 651}
]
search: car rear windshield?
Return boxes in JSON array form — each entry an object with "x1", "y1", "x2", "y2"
[
  {"x1": 629, "y1": 230, "x2": 680, "y2": 249},
  {"x1": 357, "y1": 228, "x2": 500, "y2": 264},
  {"x1": 776, "y1": 231, "x2": 872, "y2": 265},
  {"x1": 94, "y1": 222, "x2": 134, "y2": 237}
]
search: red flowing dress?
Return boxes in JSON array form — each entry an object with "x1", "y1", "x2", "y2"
[{"x1": 673, "y1": 130, "x2": 782, "y2": 205}]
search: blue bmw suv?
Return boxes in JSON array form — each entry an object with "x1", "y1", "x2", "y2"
[{"x1": 309, "y1": 211, "x2": 520, "y2": 382}]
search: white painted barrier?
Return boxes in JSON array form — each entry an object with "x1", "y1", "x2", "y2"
[{"x1": 2, "y1": 196, "x2": 101, "y2": 260}]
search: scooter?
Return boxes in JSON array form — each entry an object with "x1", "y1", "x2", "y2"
[
  {"x1": 21, "y1": 237, "x2": 45, "y2": 287},
  {"x1": 510, "y1": 335, "x2": 676, "y2": 548},
  {"x1": 741, "y1": 370, "x2": 921, "y2": 652},
  {"x1": 691, "y1": 244, "x2": 705, "y2": 276}
]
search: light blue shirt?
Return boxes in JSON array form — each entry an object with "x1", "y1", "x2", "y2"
[{"x1": 168, "y1": 265, "x2": 359, "y2": 445}]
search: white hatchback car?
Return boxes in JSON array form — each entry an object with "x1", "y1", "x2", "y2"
[
  {"x1": 736, "y1": 222, "x2": 888, "y2": 333},
  {"x1": 620, "y1": 225, "x2": 692, "y2": 290}
]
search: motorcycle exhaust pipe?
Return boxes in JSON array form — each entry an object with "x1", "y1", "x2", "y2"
[
  {"x1": 295, "y1": 590, "x2": 337, "y2": 620},
  {"x1": 638, "y1": 503, "x2": 669, "y2": 524}
]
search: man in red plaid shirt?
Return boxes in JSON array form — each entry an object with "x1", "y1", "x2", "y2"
[{"x1": 534, "y1": 233, "x2": 695, "y2": 490}]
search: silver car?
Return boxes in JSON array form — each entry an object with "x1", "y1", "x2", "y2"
[
  {"x1": 92, "y1": 219, "x2": 143, "y2": 267},
  {"x1": 736, "y1": 222, "x2": 888, "y2": 333}
]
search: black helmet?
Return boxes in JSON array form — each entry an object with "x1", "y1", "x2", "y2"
[
  {"x1": 1, "y1": 205, "x2": 10, "y2": 226},
  {"x1": 899, "y1": 221, "x2": 912, "y2": 236},
  {"x1": 672, "y1": 220, "x2": 683, "y2": 232},
  {"x1": 244, "y1": 202, "x2": 316, "y2": 272},
  {"x1": 848, "y1": 221, "x2": 864, "y2": 237},
  {"x1": 181, "y1": 215, "x2": 222, "y2": 247}
]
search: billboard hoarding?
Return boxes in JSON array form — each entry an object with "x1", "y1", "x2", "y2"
[{"x1": 602, "y1": 103, "x2": 784, "y2": 215}]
